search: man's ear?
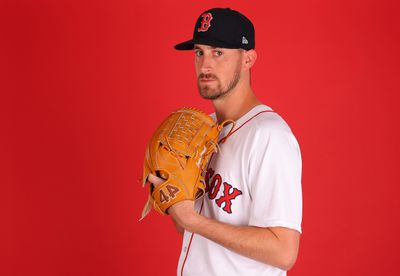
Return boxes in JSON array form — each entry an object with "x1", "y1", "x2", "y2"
[{"x1": 243, "y1": 49, "x2": 257, "y2": 70}]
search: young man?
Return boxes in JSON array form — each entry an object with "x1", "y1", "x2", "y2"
[{"x1": 149, "y1": 7, "x2": 303, "y2": 276}]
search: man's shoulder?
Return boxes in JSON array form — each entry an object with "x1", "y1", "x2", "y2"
[{"x1": 245, "y1": 106, "x2": 292, "y2": 135}]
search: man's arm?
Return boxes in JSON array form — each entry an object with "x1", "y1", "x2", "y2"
[
  {"x1": 169, "y1": 200, "x2": 300, "y2": 271},
  {"x1": 171, "y1": 216, "x2": 184, "y2": 235},
  {"x1": 147, "y1": 174, "x2": 300, "y2": 271}
]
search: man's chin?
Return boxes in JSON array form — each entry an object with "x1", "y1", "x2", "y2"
[
  {"x1": 199, "y1": 90, "x2": 223, "y2": 100},
  {"x1": 198, "y1": 83, "x2": 225, "y2": 99}
]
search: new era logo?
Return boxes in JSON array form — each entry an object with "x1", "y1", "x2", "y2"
[{"x1": 242, "y1": 36, "x2": 248, "y2": 44}]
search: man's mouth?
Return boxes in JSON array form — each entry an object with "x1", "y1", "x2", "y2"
[
  {"x1": 198, "y1": 74, "x2": 217, "y2": 82},
  {"x1": 199, "y1": 78, "x2": 215, "y2": 82}
]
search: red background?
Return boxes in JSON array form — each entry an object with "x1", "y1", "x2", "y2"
[{"x1": 1, "y1": 0, "x2": 399, "y2": 275}]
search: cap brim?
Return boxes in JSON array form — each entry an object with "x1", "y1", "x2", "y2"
[{"x1": 174, "y1": 37, "x2": 239, "y2": 50}]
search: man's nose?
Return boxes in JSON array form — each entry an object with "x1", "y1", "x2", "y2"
[{"x1": 199, "y1": 54, "x2": 213, "y2": 73}]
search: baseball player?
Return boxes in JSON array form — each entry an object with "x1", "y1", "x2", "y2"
[{"x1": 148, "y1": 7, "x2": 302, "y2": 276}]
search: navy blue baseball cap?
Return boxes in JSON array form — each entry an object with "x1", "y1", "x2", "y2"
[{"x1": 174, "y1": 8, "x2": 255, "y2": 51}]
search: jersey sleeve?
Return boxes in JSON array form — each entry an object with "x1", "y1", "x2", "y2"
[{"x1": 248, "y1": 120, "x2": 303, "y2": 233}]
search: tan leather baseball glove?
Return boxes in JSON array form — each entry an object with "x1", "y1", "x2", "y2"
[{"x1": 140, "y1": 107, "x2": 232, "y2": 220}]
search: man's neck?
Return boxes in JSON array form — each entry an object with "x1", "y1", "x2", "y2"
[{"x1": 212, "y1": 84, "x2": 262, "y2": 124}]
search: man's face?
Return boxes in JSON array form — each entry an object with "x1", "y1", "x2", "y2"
[{"x1": 194, "y1": 44, "x2": 243, "y2": 100}]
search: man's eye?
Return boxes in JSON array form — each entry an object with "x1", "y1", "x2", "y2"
[
  {"x1": 195, "y1": 51, "x2": 203, "y2": 57},
  {"x1": 214, "y1": 51, "x2": 223, "y2": 56}
]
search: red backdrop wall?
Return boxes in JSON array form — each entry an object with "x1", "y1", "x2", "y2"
[{"x1": 1, "y1": 0, "x2": 399, "y2": 275}]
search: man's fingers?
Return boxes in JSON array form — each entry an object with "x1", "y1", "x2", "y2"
[{"x1": 148, "y1": 173, "x2": 165, "y2": 187}]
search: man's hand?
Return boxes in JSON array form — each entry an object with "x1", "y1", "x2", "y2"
[
  {"x1": 167, "y1": 200, "x2": 201, "y2": 232},
  {"x1": 147, "y1": 173, "x2": 165, "y2": 187},
  {"x1": 147, "y1": 174, "x2": 200, "y2": 232}
]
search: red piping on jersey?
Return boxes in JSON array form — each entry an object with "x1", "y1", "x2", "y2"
[
  {"x1": 180, "y1": 152, "x2": 212, "y2": 276},
  {"x1": 219, "y1": 110, "x2": 274, "y2": 143},
  {"x1": 180, "y1": 232, "x2": 194, "y2": 276},
  {"x1": 180, "y1": 200, "x2": 204, "y2": 276},
  {"x1": 180, "y1": 110, "x2": 273, "y2": 275},
  {"x1": 180, "y1": 153, "x2": 215, "y2": 276}
]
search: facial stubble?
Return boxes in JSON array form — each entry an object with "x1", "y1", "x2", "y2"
[{"x1": 197, "y1": 61, "x2": 242, "y2": 100}]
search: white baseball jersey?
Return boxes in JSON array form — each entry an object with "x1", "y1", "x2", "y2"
[{"x1": 177, "y1": 104, "x2": 303, "y2": 276}]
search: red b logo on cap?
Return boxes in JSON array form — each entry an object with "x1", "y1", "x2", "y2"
[{"x1": 197, "y1": 13, "x2": 213, "y2": 32}]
